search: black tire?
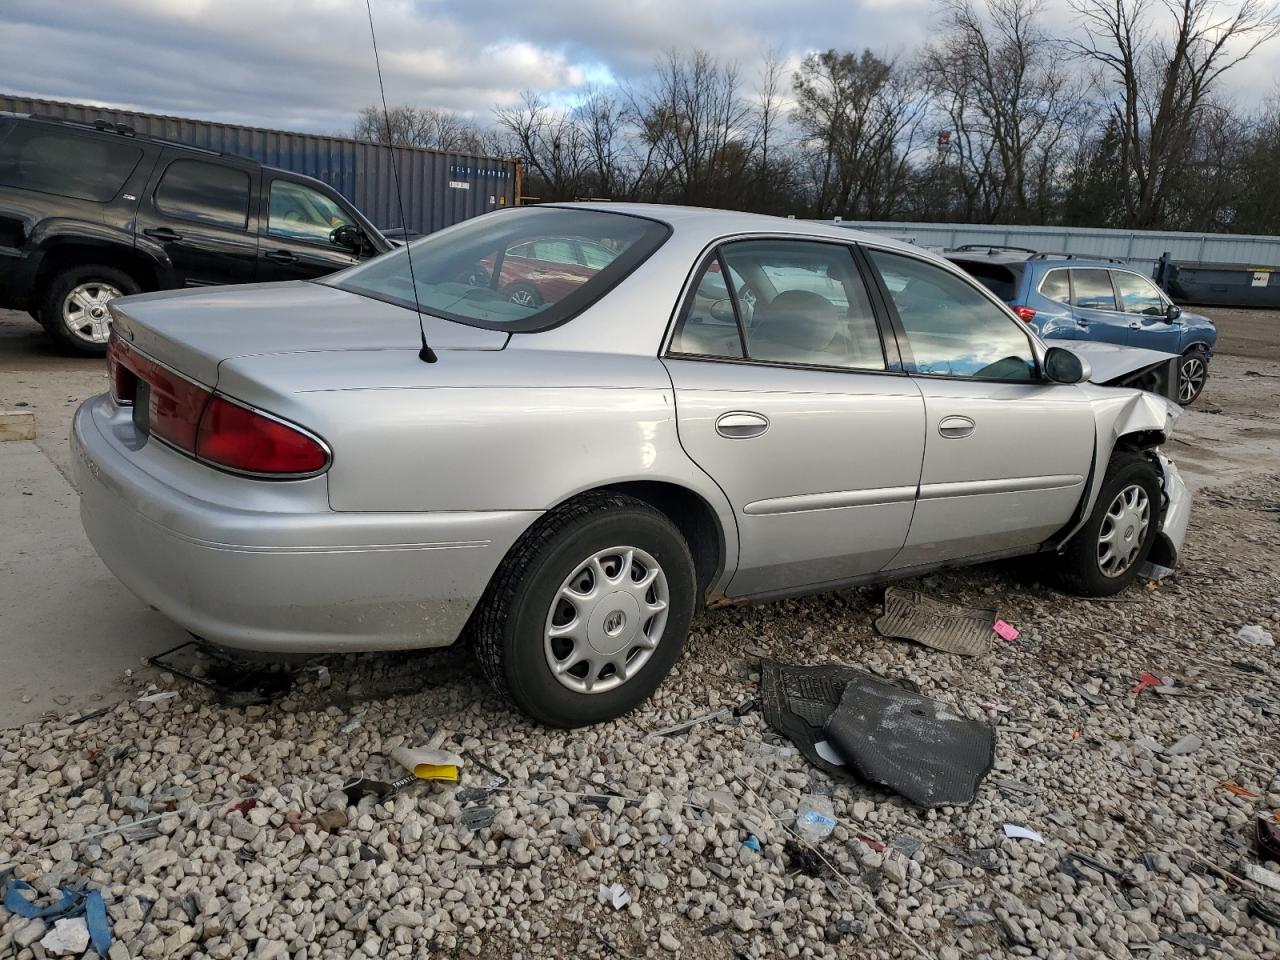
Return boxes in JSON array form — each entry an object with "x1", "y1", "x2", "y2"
[
  {"x1": 504, "y1": 282, "x2": 543, "y2": 308},
  {"x1": 472, "y1": 492, "x2": 697, "y2": 728},
  {"x1": 40, "y1": 264, "x2": 140, "y2": 357},
  {"x1": 1178, "y1": 346, "x2": 1209, "y2": 405},
  {"x1": 1052, "y1": 451, "x2": 1162, "y2": 597}
]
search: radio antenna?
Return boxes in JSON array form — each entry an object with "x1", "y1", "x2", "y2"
[{"x1": 365, "y1": 0, "x2": 436, "y2": 363}]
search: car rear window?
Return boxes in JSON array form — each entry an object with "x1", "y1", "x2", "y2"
[
  {"x1": 0, "y1": 124, "x2": 143, "y2": 202},
  {"x1": 947, "y1": 259, "x2": 1022, "y2": 301},
  {"x1": 326, "y1": 207, "x2": 670, "y2": 332}
]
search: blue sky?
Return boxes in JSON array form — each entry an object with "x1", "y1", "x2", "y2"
[{"x1": 3, "y1": 0, "x2": 1277, "y2": 133}]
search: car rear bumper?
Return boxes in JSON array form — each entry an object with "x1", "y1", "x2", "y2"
[{"x1": 72, "y1": 394, "x2": 536, "y2": 653}]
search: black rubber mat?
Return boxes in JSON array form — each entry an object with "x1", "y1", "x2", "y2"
[
  {"x1": 759, "y1": 659, "x2": 918, "y2": 783},
  {"x1": 822, "y1": 673, "x2": 995, "y2": 807},
  {"x1": 874, "y1": 586, "x2": 996, "y2": 656}
]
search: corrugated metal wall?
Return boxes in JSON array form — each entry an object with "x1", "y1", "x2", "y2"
[
  {"x1": 828, "y1": 219, "x2": 1280, "y2": 273},
  {"x1": 1, "y1": 94, "x2": 518, "y2": 234}
]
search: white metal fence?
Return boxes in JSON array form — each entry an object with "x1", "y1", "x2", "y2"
[{"x1": 826, "y1": 220, "x2": 1280, "y2": 273}]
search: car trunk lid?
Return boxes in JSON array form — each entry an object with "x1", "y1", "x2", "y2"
[{"x1": 108, "y1": 280, "x2": 507, "y2": 386}]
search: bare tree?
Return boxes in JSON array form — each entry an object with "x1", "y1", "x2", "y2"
[
  {"x1": 792, "y1": 49, "x2": 925, "y2": 219},
  {"x1": 1067, "y1": 0, "x2": 1280, "y2": 227},
  {"x1": 353, "y1": 105, "x2": 500, "y2": 154},
  {"x1": 493, "y1": 91, "x2": 593, "y2": 201}
]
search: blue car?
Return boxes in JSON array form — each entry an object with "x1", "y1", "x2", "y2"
[{"x1": 944, "y1": 248, "x2": 1217, "y2": 404}]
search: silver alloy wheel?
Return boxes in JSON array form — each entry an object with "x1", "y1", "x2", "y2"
[
  {"x1": 1097, "y1": 483, "x2": 1151, "y2": 578},
  {"x1": 1179, "y1": 356, "x2": 1206, "y2": 404},
  {"x1": 509, "y1": 287, "x2": 537, "y2": 307},
  {"x1": 62, "y1": 281, "x2": 123, "y2": 344},
  {"x1": 543, "y1": 545, "x2": 669, "y2": 694}
]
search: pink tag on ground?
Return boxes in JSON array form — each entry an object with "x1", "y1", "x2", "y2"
[{"x1": 993, "y1": 619, "x2": 1020, "y2": 642}]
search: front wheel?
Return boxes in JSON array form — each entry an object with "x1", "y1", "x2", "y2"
[
  {"x1": 472, "y1": 493, "x2": 697, "y2": 727},
  {"x1": 40, "y1": 264, "x2": 140, "y2": 356},
  {"x1": 1178, "y1": 347, "x2": 1209, "y2": 405},
  {"x1": 1051, "y1": 451, "x2": 1162, "y2": 597}
]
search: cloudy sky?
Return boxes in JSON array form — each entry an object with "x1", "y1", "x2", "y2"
[{"x1": 3, "y1": 0, "x2": 1278, "y2": 134}]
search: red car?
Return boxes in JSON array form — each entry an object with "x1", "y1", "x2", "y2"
[{"x1": 484, "y1": 236, "x2": 618, "y2": 307}]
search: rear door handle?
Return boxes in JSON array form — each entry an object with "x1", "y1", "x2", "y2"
[
  {"x1": 143, "y1": 227, "x2": 182, "y2": 241},
  {"x1": 265, "y1": 250, "x2": 299, "y2": 264},
  {"x1": 715, "y1": 411, "x2": 769, "y2": 439},
  {"x1": 938, "y1": 415, "x2": 975, "y2": 439}
]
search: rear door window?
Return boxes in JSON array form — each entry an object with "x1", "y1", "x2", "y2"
[
  {"x1": 1038, "y1": 269, "x2": 1070, "y2": 303},
  {"x1": 950, "y1": 259, "x2": 1021, "y2": 301},
  {"x1": 155, "y1": 159, "x2": 251, "y2": 229},
  {"x1": 1111, "y1": 271, "x2": 1165, "y2": 315},
  {"x1": 1071, "y1": 269, "x2": 1118, "y2": 311},
  {"x1": 0, "y1": 125, "x2": 143, "y2": 202}
]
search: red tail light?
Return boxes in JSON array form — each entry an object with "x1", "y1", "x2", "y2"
[
  {"x1": 195, "y1": 396, "x2": 330, "y2": 477},
  {"x1": 108, "y1": 333, "x2": 329, "y2": 478},
  {"x1": 1012, "y1": 306, "x2": 1037, "y2": 323}
]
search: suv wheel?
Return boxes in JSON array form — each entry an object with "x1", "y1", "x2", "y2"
[
  {"x1": 1178, "y1": 346, "x2": 1209, "y2": 405},
  {"x1": 472, "y1": 492, "x2": 696, "y2": 727},
  {"x1": 1051, "y1": 451, "x2": 1162, "y2": 597},
  {"x1": 41, "y1": 265, "x2": 140, "y2": 356}
]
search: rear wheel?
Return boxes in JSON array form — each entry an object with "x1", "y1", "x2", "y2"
[
  {"x1": 1051, "y1": 451, "x2": 1161, "y2": 597},
  {"x1": 40, "y1": 264, "x2": 140, "y2": 356},
  {"x1": 472, "y1": 492, "x2": 696, "y2": 727},
  {"x1": 1178, "y1": 346, "x2": 1209, "y2": 405},
  {"x1": 504, "y1": 282, "x2": 543, "y2": 308}
]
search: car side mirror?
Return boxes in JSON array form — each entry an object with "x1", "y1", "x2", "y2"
[
  {"x1": 709, "y1": 299, "x2": 735, "y2": 323},
  {"x1": 330, "y1": 224, "x2": 364, "y2": 252},
  {"x1": 1165, "y1": 303, "x2": 1182, "y2": 322},
  {"x1": 1044, "y1": 346, "x2": 1091, "y2": 385}
]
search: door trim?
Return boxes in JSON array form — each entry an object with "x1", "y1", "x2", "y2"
[
  {"x1": 743, "y1": 484, "x2": 917, "y2": 515},
  {"x1": 918, "y1": 474, "x2": 1083, "y2": 500}
]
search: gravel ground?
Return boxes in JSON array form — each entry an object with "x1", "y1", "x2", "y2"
[
  {"x1": 2, "y1": 472, "x2": 1278, "y2": 960},
  {"x1": 1, "y1": 308, "x2": 1279, "y2": 959}
]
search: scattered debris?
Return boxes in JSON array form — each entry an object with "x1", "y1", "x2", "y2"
[
  {"x1": 1258, "y1": 819, "x2": 1280, "y2": 862},
  {"x1": 1242, "y1": 862, "x2": 1280, "y2": 892},
  {"x1": 992, "y1": 619, "x2": 1020, "y2": 642},
  {"x1": 145, "y1": 639, "x2": 294, "y2": 705},
  {"x1": 783, "y1": 839, "x2": 827, "y2": 877},
  {"x1": 339, "y1": 709, "x2": 367, "y2": 734},
  {"x1": 310, "y1": 665, "x2": 332, "y2": 688},
  {"x1": 813, "y1": 740, "x2": 846, "y2": 766},
  {"x1": 1249, "y1": 897, "x2": 1280, "y2": 928},
  {"x1": 313, "y1": 810, "x2": 348, "y2": 832},
  {"x1": 40, "y1": 917, "x2": 90, "y2": 956},
  {"x1": 874, "y1": 587, "x2": 996, "y2": 656},
  {"x1": 821, "y1": 670, "x2": 995, "y2": 807},
  {"x1": 647, "y1": 707, "x2": 733, "y2": 738},
  {"x1": 1237, "y1": 624, "x2": 1276, "y2": 647},
  {"x1": 954, "y1": 909, "x2": 997, "y2": 927},
  {"x1": 795, "y1": 795, "x2": 837, "y2": 842},
  {"x1": 1165, "y1": 734, "x2": 1203, "y2": 756},
  {"x1": 1223, "y1": 781, "x2": 1258, "y2": 799},
  {"x1": 2, "y1": 880, "x2": 111, "y2": 956},
  {"x1": 598, "y1": 882, "x2": 630, "y2": 910},
  {"x1": 980, "y1": 701, "x2": 1012, "y2": 717},
  {"x1": 135, "y1": 690, "x2": 178, "y2": 704},
  {"x1": 990, "y1": 777, "x2": 1037, "y2": 796},
  {"x1": 225, "y1": 797, "x2": 258, "y2": 816},
  {"x1": 1002, "y1": 824, "x2": 1045, "y2": 844},
  {"x1": 1131, "y1": 672, "x2": 1177, "y2": 695},
  {"x1": 390, "y1": 745, "x2": 464, "y2": 782},
  {"x1": 742, "y1": 835, "x2": 762, "y2": 853},
  {"x1": 460, "y1": 806, "x2": 496, "y2": 831},
  {"x1": 1136, "y1": 560, "x2": 1175, "y2": 582}
]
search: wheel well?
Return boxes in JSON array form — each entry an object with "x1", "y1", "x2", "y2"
[
  {"x1": 590, "y1": 481, "x2": 725, "y2": 597},
  {"x1": 1112, "y1": 431, "x2": 1165, "y2": 455},
  {"x1": 33, "y1": 244, "x2": 159, "y2": 307}
]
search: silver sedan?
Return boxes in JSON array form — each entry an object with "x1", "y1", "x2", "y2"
[{"x1": 73, "y1": 204, "x2": 1191, "y2": 726}]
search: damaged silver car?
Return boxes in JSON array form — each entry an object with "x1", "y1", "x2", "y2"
[{"x1": 73, "y1": 205, "x2": 1191, "y2": 726}]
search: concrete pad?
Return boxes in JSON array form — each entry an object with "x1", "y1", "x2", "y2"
[
  {"x1": 0, "y1": 409, "x2": 36, "y2": 441},
  {"x1": 0, "y1": 440, "x2": 184, "y2": 728}
]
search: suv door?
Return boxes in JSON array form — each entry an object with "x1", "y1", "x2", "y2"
[
  {"x1": 136, "y1": 152, "x2": 258, "y2": 286},
  {"x1": 258, "y1": 177, "x2": 368, "y2": 281},
  {"x1": 865, "y1": 248, "x2": 1095, "y2": 568},
  {"x1": 1067, "y1": 267, "x2": 1128, "y2": 344},
  {"x1": 663, "y1": 238, "x2": 925, "y2": 597},
  {"x1": 1111, "y1": 270, "x2": 1182, "y2": 352}
]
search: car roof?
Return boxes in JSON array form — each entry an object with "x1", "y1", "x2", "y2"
[{"x1": 547, "y1": 202, "x2": 927, "y2": 256}]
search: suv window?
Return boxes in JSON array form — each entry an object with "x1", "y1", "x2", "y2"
[
  {"x1": 869, "y1": 249, "x2": 1036, "y2": 381},
  {"x1": 1038, "y1": 269, "x2": 1070, "y2": 303},
  {"x1": 672, "y1": 240, "x2": 885, "y2": 371},
  {"x1": 155, "y1": 159, "x2": 251, "y2": 229},
  {"x1": 267, "y1": 179, "x2": 352, "y2": 244},
  {"x1": 950, "y1": 259, "x2": 1022, "y2": 301},
  {"x1": 1111, "y1": 271, "x2": 1165, "y2": 315},
  {"x1": 1071, "y1": 269, "x2": 1117, "y2": 311},
  {"x1": 0, "y1": 125, "x2": 143, "y2": 202}
]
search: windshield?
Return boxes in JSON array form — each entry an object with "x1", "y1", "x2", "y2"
[{"x1": 325, "y1": 207, "x2": 670, "y2": 332}]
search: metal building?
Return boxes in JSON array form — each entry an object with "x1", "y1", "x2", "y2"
[{"x1": 0, "y1": 94, "x2": 520, "y2": 235}]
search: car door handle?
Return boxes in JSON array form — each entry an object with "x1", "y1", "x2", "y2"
[
  {"x1": 265, "y1": 250, "x2": 299, "y2": 264},
  {"x1": 143, "y1": 227, "x2": 182, "y2": 241},
  {"x1": 938, "y1": 415, "x2": 975, "y2": 439},
  {"x1": 715, "y1": 411, "x2": 769, "y2": 439}
]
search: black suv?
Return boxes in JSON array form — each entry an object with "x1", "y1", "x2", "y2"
[{"x1": 0, "y1": 113, "x2": 390, "y2": 355}]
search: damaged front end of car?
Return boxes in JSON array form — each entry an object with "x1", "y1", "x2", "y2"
[{"x1": 1068, "y1": 341, "x2": 1183, "y2": 404}]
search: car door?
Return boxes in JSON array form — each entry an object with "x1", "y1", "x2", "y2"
[
  {"x1": 1067, "y1": 267, "x2": 1129, "y2": 344},
  {"x1": 135, "y1": 151, "x2": 258, "y2": 286},
  {"x1": 663, "y1": 238, "x2": 926, "y2": 598},
  {"x1": 863, "y1": 248, "x2": 1096, "y2": 568},
  {"x1": 257, "y1": 177, "x2": 366, "y2": 281},
  {"x1": 1112, "y1": 269, "x2": 1182, "y2": 352}
]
